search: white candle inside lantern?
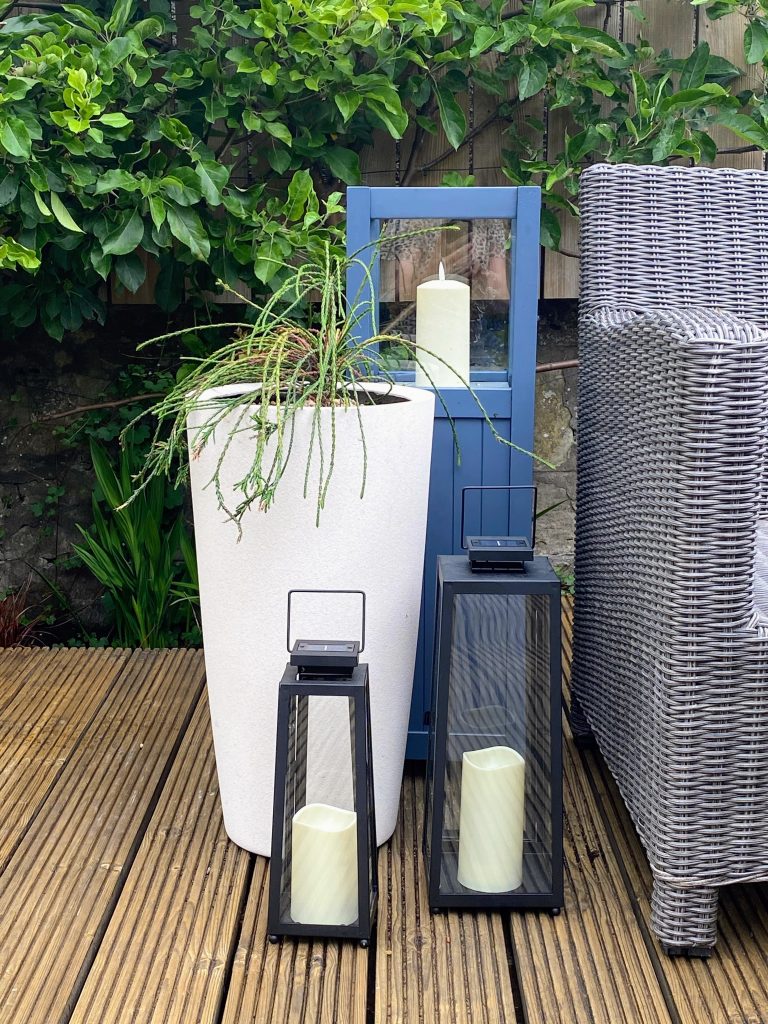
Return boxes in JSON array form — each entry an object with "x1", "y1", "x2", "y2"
[
  {"x1": 290, "y1": 803, "x2": 358, "y2": 925},
  {"x1": 457, "y1": 745, "x2": 526, "y2": 893},
  {"x1": 415, "y1": 261, "x2": 470, "y2": 387}
]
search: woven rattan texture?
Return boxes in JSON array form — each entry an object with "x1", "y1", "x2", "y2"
[
  {"x1": 574, "y1": 164, "x2": 768, "y2": 951},
  {"x1": 580, "y1": 164, "x2": 768, "y2": 323}
]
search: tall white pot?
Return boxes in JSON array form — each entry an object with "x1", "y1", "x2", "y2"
[{"x1": 187, "y1": 383, "x2": 435, "y2": 855}]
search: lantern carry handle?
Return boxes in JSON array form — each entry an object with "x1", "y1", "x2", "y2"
[
  {"x1": 286, "y1": 590, "x2": 366, "y2": 653},
  {"x1": 459, "y1": 485, "x2": 538, "y2": 550}
]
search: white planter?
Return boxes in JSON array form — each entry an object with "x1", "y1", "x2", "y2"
[{"x1": 187, "y1": 383, "x2": 435, "y2": 855}]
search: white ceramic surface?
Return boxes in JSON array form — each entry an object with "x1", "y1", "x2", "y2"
[{"x1": 187, "y1": 383, "x2": 435, "y2": 855}]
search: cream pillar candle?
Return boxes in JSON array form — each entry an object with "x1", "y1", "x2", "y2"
[
  {"x1": 290, "y1": 803, "x2": 358, "y2": 925},
  {"x1": 457, "y1": 745, "x2": 526, "y2": 893},
  {"x1": 414, "y1": 262, "x2": 470, "y2": 387}
]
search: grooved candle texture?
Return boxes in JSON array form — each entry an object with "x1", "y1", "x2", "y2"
[
  {"x1": 414, "y1": 267, "x2": 470, "y2": 387},
  {"x1": 457, "y1": 746, "x2": 526, "y2": 893},
  {"x1": 290, "y1": 804, "x2": 358, "y2": 926}
]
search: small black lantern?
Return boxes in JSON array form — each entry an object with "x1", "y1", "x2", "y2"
[
  {"x1": 268, "y1": 590, "x2": 377, "y2": 945},
  {"x1": 424, "y1": 487, "x2": 563, "y2": 912}
]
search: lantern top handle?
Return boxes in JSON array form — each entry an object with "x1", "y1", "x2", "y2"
[
  {"x1": 286, "y1": 590, "x2": 366, "y2": 653},
  {"x1": 460, "y1": 485, "x2": 538, "y2": 550}
]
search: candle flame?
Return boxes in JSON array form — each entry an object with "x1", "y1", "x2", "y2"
[{"x1": 438, "y1": 261, "x2": 445, "y2": 281}]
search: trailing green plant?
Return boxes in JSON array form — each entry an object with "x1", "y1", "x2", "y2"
[
  {"x1": 2, "y1": 0, "x2": 768, "y2": 337},
  {"x1": 73, "y1": 436, "x2": 200, "y2": 647},
  {"x1": 124, "y1": 245, "x2": 551, "y2": 525}
]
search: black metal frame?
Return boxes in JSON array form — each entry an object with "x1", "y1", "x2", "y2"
[
  {"x1": 424, "y1": 555, "x2": 564, "y2": 911},
  {"x1": 267, "y1": 663, "x2": 378, "y2": 944}
]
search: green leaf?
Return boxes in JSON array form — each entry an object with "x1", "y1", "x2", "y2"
[
  {"x1": 540, "y1": 208, "x2": 561, "y2": 249},
  {"x1": 680, "y1": 41, "x2": 710, "y2": 90},
  {"x1": 334, "y1": 93, "x2": 361, "y2": 122},
  {"x1": 242, "y1": 110, "x2": 264, "y2": 132},
  {"x1": 470, "y1": 25, "x2": 501, "y2": 57},
  {"x1": 50, "y1": 192, "x2": 84, "y2": 234},
  {"x1": 34, "y1": 190, "x2": 51, "y2": 218},
  {"x1": 102, "y1": 210, "x2": 145, "y2": 256},
  {"x1": 0, "y1": 117, "x2": 31, "y2": 159},
  {"x1": 367, "y1": 99, "x2": 408, "y2": 138},
  {"x1": 264, "y1": 121, "x2": 292, "y2": 146},
  {"x1": 166, "y1": 204, "x2": 210, "y2": 260},
  {"x1": 267, "y1": 148, "x2": 291, "y2": 174},
  {"x1": 434, "y1": 82, "x2": 466, "y2": 149},
  {"x1": 323, "y1": 146, "x2": 361, "y2": 184},
  {"x1": 518, "y1": 55, "x2": 549, "y2": 101},
  {"x1": 195, "y1": 161, "x2": 229, "y2": 204},
  {"x1": 114, "y1": 252, "x2": 147, "y2": 293},
  {"x1": 149, "y1": 195, "x2": 166, "y2": 231},
  {"x1": 99, "y1": 112, "x2": 132, "y2": 128},
  {"x1": 93, "y1": 170, "x2": 141, "y2": 194},
  {"x1": 716, "y1": 111, "x2": 768, "y2": 149},
  {"x1": 285, "y1": 169, "x2": 313, "y2": 221},
  {"x1": 652, "y1": 118, "x2": 686, "y2": 161},
  {"x1": 0, "y1": 171, "x2": 19, "y2": 205},
  {"x1": 106, "y1": 0, "x2": 135, "y2": 34},
  {"x1": 659, "y1": 84, "x2": 727, "y2": 112},
  {"x1": 745, "y1": 20, "x2": 768, "y2": 64},
  {"x1": 558, "y1": 26, "x2": 625, "y2": 56}
]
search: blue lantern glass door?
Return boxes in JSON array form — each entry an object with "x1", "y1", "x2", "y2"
[{"x1": 346, "y1": 186, "x2": 541, "y2": 758}]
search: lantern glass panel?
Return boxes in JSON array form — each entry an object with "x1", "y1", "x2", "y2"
[
  {"x1": 378, "y1": 217, "x2": 513, "y2": 374},
  {"x1": 273, "y1": 693, "x2": 364, "y2": 930},
  {"x1": 432, "y1": 591, "x2": 552, "y2": 898}
]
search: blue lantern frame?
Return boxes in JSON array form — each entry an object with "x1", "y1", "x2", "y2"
[{"x1": 346, "y1": 186, "x2": 542, "y2": 758}]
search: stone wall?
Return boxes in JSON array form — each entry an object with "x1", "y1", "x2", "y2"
[
  {"x1": 533, "y1": 301, "x2": 578, "y2": 576},
  {"x1": 0, "y1": 303, "x2": 578, "y2": 630}
]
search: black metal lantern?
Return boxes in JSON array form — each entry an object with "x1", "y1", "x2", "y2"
[
  {"x1": 424, "y1": 487, "x2": 563, "y2": 911},
  {"x1": 268, "y1": 590, "x2": 377, "y2": 945}
]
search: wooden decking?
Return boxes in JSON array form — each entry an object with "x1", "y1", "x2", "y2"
[{"x1": 1, "y1": 603, "x2": 767, "y2": 1024}]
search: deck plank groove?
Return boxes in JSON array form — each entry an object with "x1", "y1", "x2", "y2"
[
  {"x1": 375, "y1": 774, "x2": 517, "y2": 1024},
  {"x1": 508, "y1": 602, "x2": 675, "y2": 1024},
  {"x1": 0, "y1": 647, "x2": 130, "y2": 875},
  {"x1": 0, "y1": 647, "x2": 204, "y2": 1024},
  {"x1": 0, "y1": 600, "x2": 767, "y2": 1023},
  {"x1": 70, "y1": 689, "x2": 250, "y2": 1024}
]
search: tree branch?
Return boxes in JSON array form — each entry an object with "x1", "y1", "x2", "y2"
[{"x1": 38, "y1": 394, "x2": 158, "y2": 423}]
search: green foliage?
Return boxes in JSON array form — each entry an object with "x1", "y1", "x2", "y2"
[
  {"x1": 126, "y1": 244, "x2": 544, "y2": 525},
  {"x1": 1, "y1": 0, "x2": 768, "y2": 339},
  {"x1": 73, "y1": 437, "x2": 200, "y2": 647}
]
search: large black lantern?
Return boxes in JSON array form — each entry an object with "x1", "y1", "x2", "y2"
[
  {"x1": 268, "y1": 590, "x2": 377, "y2": 945},
  {"x1": 424, "y1": 488, "x2": 563, "y2": 911}
]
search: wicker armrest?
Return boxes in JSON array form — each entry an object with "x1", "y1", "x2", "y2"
[{"x1": 578, "y1": 305, "x2": 768, "y2": 634}]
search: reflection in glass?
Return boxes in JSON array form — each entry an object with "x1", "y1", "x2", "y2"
[
  {"x1": 379, "y1": 218, "x2": 512, "y2": 375},
  {"x1": 437, "y1": 592, "x2": 553, "y2": 898}
]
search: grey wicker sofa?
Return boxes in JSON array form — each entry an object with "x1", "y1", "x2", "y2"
[{"x1": 573, "y1": 163, "x2": 768, "y2": 955}]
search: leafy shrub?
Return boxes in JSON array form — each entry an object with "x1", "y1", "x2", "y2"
[
  {"x1": 1, "y1": 0, "x2": 766, "y2": 338},
  {"x1": 73, "y1": 437, "x2": 200, "y2": 647}
]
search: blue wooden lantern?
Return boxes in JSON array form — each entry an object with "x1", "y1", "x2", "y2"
[{"x1": 346, "y1": 186, "x2": 541, "y2": 757}]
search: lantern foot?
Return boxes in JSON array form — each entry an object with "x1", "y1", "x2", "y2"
[
  {"x1": 268, "y1": 934, "x2": 279, "y2": 944},
  {"x1": 549, "y1": 907, "x2": 562, "y2": 917},
  {"x1": 359, "y1": 938, "x2": 369, "y2": 949}
]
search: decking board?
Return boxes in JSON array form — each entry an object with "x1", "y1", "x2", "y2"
[
  {"x1": 0, "y1": 601, "x2": 767, "y2": 1024},
  {"x1": 508, "y1": 601, "x2": 673, "y2": 1024},
  {"x1": 221, "y1": 856, "x2": 369, "y2": 1024},
  {"x1": 0, "y1": 648, "x2": 204, "y2": 1023},
  {"x1": 69, "y1": 689, "x2": 250, "y2": 1024},
  {"x1": 375, "y1": 774, "x2": 517, "y2": 1024},
  {"x1": 0, "y1": 647, "x2": 130, "y2": 873}
]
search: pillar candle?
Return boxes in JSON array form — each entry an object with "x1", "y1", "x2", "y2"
[
  {"x1": 290, "y1": 803, "x2": 358, "y2": 925},
  {"x1": 415, "y1": 262, "x2": 470, "y2": 387},
  {"x1": 457, "y1": 745, "x2": 526, "y2": 893}
]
